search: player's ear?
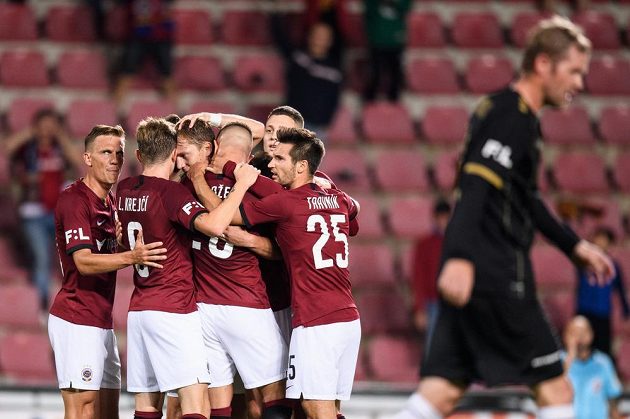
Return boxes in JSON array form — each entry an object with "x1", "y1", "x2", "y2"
[
  {"x1": 534, "y1": 53, "x2": 552, "y2": 77},
  {"x1": 83, "y1": 151, "x2": 91, "y2": 166},
  {"x1": 170, "y1": 148, "x2": 177, "y2": 163},
  {"x1": 296, "y1": 159, "x2": 307, "y2": 174},
  {"x1": 135, "y1": 149, "x2": 143, "y2": 165}
]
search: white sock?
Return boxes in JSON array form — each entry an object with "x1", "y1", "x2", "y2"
[
  {"x1": 538, "y1": 404, "x2": 575, "y2": 419},
  {"x1": 394, "y1": 393, "x2": 443, "y2": 419}
]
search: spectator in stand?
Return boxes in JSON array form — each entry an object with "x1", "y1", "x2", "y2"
[
  {"x1": 576, "y1": 226, "x2": 629, "y2": 359},
  {"x1": 5, "y1": 109, "x2": 83, "y2": 310},
  {"x1": 363, "y1": 0, "x2": 412, "y2": 102},
  {"x1": 410, "y1": 199, "x2": 451, "y2": 345}
]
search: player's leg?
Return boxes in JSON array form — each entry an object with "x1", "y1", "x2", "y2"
[
  {"x1": 98, "y1": 328, "x2": 123, "y2": 419},
  {"x1": 208, "y1": 385, "x2": 233, "y2": 418},
  {"x1": 97, "y1": 388, "x2": 120, "y2": 419},
  {"x1": 301, "y1": 400, "x2": 336, "y2": 419},
  {"x1": 134, "y1": 391, "x2": 164, "y2": 418},
  {"x1": 396, "y1": 378, "x2": 464, "y2": 419},
  {"x1": 177, "y1": 383, "x2": 210, "y2": 418},
  {"x1": 61, "y1": 389, "x2": 98, "y2": 419},
  {"x1": 244, "y1": 388, "x2": 263, "y2": 419},
  {"x1": 165, "y1": 393, "x2": 182, "y2": 419},
  {"x1": 532, "y1": 375, "x2": 574, "y2": 419},
  {"x1": 258, "y1": 380, "x2": 292, "y2": 419}
]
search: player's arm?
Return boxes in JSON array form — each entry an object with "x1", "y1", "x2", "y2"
[
  {"x1": 222, "y1": 160, "x2": 283, "y2": 198},
  {"x1": 178, "y1": 112, "x2": 265, "y2": 145},
  {"x1": 187, "y1": 161, "x2": 222, "y2": 210},
  {"x1": 223, "y1": 226, "x2": 282, "y2": 260}
]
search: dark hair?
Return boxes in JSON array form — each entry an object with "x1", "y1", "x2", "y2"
[
  {"x1": 276, "y1": 127, "x2": 324, "y2": 175},
  {"x1": 268, "y1": 106, "x2": 305, "y2": 128},
  {"x1": 593, "y1": 226, "x2": 615, "y2": 244},
  {"x1": 164, "y1": 113, "x2": 181, "y2": 124},
  {"x1": 136, "y1": 117, "x2": 177, "y2": 165},
  {"x1": 217, "y1": 121, "x2": 253, "y2": 141},
  {"x1": 32, "y1": 108, "x2": 61, "y2": 125},
  {"x1": 521, "y1": 15, "x2": 592, "y2": 74},
  {"x1": 178, "y1": 119, "x2": 216, "y2": 149},
  {"x1": 434, "y1": 198, "x2": 451, "y2": 215},
  {"x1": 84, "y1": 125, "x2": 125, "y2": 151}
]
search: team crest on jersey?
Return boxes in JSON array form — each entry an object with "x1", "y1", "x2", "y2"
[{"x1": 81, "y1": 367, "x2": 93, "y2": 382}]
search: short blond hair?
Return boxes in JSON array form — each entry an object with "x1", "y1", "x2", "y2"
[{"x1": 136, "y1": 117, "x2": 177, "y2": 165}]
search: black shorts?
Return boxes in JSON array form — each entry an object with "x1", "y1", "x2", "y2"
[{"x1": 421, "y1": 296, "x2": 563, "y2": 387}]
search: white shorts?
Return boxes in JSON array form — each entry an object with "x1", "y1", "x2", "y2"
[
  {"x1": 274, "y1": 307, "x2": 293, "y2": 347},
  {"x1": 48, "y1": 314, "x2": 121, "y2": 390},
  {"x1": 127, "y1": 310, "x2": 211, "y2": 393},
  {"x1": 286, "y1": 319, "x2": 361, "y2": 401},
  {"x1": 197, "y1": 303, "x2": 287, "y2": 389}
]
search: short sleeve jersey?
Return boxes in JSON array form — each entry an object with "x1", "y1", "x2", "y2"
[
  {"x1": 51, "y1": 180, "x2": 118, "y2": 329},
  {"x1": 181, "y1": 174, "x2": 270, "y2": 308},
  {"x1": 116, "y1": 175, "x2": 207, "y2": 313},
  {"x1": 240, "y1": 183, "x2": 359, "y2": 327}
]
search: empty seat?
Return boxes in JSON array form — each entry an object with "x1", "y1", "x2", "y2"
[
  {"x1": 407, "y1": 11, "x2": 445, "y2": 48},
  {"x1": 406, "y1": 57, "x2": 459, "y2": 94},
  {"x1": 232, "y1": 54, "x2": 284, "y2": 93},
  {"x1": 510, "y1": 11, "x2": 549, "y2": 48},
  {"x1": 373, "y1": 150, "x2": 429, "y2": 192},
  {"x1": 126, "y1": 100, "x2": 177, "y2": 133},
  {"x1": 422, "y1": 105, "x2": 468, "y2": 145},
  {"x1": 586, "y1": 56, "x2": 630, "y2": 96},
  {"x1": 67, "y1": 99, "x2": 118, "y2": 139},
  {"x1": 367, "y1": 335, "x2": 420, "y2": 383},
  {"x1": 464, "y1": 55, "x2": 514, "y2": 94},
  {"x1": 350, "y1": 243, "x2": 396, "y2": 288},
  {"x1": 0, "y1": 50, "x2": 49, "y2": 87},
  {"x1": 188, "y1": 100, "x2": 236, "y2": 116},
  {"x1": 57, "y1": 50, "x2": 108, "y2": 89},
  {"x1": 356, "y1": 289, "x2": 411, "y2": 335},
  {"x1": 361, "y1": 102, "x2": 416, "y2": 144},
  {"x1": 0, "y1": 332, "x2": 56, "y2": 385},
  {"x1": 0, "y1": 3, "x2": 37, "y2": 41},
  {"x1": 6, "y1": 98, "x2": 54, "y2": 133},
  {"x1": 553, "y1": 152, "x2": 608, "y2": 194},
  {"x1": 433, "y1": 150, "x2": 461, "y2": 191},
  {"x1": 326, "y1": 107, "x2": 358, "y2": 145},
  {"x1": 451, "y1": 12, "x2": 503, "y2": 48},
  {"x1": 572, "y1": 11, "x2": 620, "y2": 50},
  {"x1": 347, "y1": 195, "x2": 385, "y2": 239},
  {"x1": 388, "y1": 196, "x2": 434, "y2": 239},
  {"x1": 173, "y1": 9, "x2": 213, "y2": 45},
  {"x1": 0, "y1": 284, "x2": 41, "y2": 329},
  {"x1": 318, "y1": 149, "x2": 371, "y2": 193},
  {"x1": 531, "y1": 245, "x2": 575, "y2": 290},
  {"x1": 45, "y1": 5, "x2": 95, "y2": 42},
  {"x1": 613, "y1": 152, "x2": 630, "y2": 193},
  {"x1": 245, "y1": 103, "x2": 276, "y2": 125},
  {"x1": 540, "y1": 106, "x2": 594, "y2": 146},
  {"x1": 174, "y1": 55, "x2": 225, "y2": 91},
  {"x1": 599, "y1": 105, "x2": 630, "y2": 145},
  {"x1": 221, "y1": 11, "x2": 271, "y2": 46}
]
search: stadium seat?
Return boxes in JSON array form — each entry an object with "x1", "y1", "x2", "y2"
[
  {"x1": 407, "y1": 11, "x2": 446, "y2": 48},
  {"x1": 531, "y1": 245, "x2": 576, "y2": 290},
  {"x1": 112, "y1": 284, "x2": 133, "y2": 331},
  {"x1": 433, "y1": 150, "x2": 461, "y2": 191},
  {"x1": 617, "y1": 339, "x2": 630, "y2": 382},
  {"x1": 361, "y1": 102, "x2": 416, "y2": 144},
  {"x1": 406, "y1": 57, "x2": 459, "y2": 94},
  {"x1": 610, "y1": 248, "x2": 630, "y2": 304},
  {"x1": 0, "y1": 239, "x2": 27, "y2": 284},
  {"x1": 387, "y1": 196, "x2": 434, "y2": 239},
  {"x1": 348, "y1": 195, "x2": 385, "y2": 239},
  {"x1": 245, "y1": 103, "x2": 276, "y2": 124},
  {"x1": 318, "y1": 149, "x2": 371, "y2": 193},
  {"x1": 356, "y1": 288, "x2": 411, "y2": 335},
  {"x1": 221, "y1": 10, "x2": 271, "y2": 46},
  {"x1": 232, "y1": 54, "x2": 284, "y2": 93},
  {"x1": 66, "y1": 99, "x2": 118, "y2": 139},
  {"x1": 125, "y1": 100, "x2": 177, "y2": 133},
  {"x1": 510, "y1": 11, "x2": 549, "y2": 48},
  {"x1": 0, "y1": 3, "x2": 37, "y2": 41},
  {"x1": 174, "y1": 55, "x2": 225, "y2": 91},
  {"x1": 541, "y1": 292, "x2": 574, "y2": 332},
  {"x1": 598, "y1": 105, "x2": 630, "y2": 145},
  {"x1": 45, "y1": 5, "x2": 95, "y2": 42},
  {"x1": 349, "y1": 243, "x2": 396, "y2": 288},
  {"x1": 188, "y1": 100, "x2": 236, "y2": 116},
  {"x1": 586, "y1": 56, "x2": 630, "y2": 96},
  {"x1": 577, "y1": 198, "x2": 624, "y2": 241},
  {"x1": 572, "y1": 11, "x2": 620, "y2": 50},
  {"x1": 421, "y1": 105, "x2": 468, "y2": 145},
  {"x1": 613, "y1": 152, "x2": 630, "y2": 193},
  {"x1": 6, "y1": 98, "x2": 54, "y2": 133},
  {"x1": 0, "y1": 50, "x2": 49, "y2": 87},
  {"x1": 0, "y1": 332, "x2": 56, "y2": 385},
  {"x1": 56, "y1": 50, "x2": 108, "y2": 89},
  {"x1": 354, "y1": 346, "x2": 368, "y2": 381},
  {"x1": 342, "y1": 13, "x2": 367, "y2": 47},
  {"x1": 540, "y1": 106, "x2": 594, "y2": 146},
  {"x1": 373, "y1": 150, "x2": 429, "y2": 192},
  {"x1": 105, "y1": 4, "x2": 129, "y2": 42},
  {"x1": 451, "y1": 12, "x2": 504, "y2": 49},
  {"x1": 552, "y1": 152, "x2": 609, "y2": 194},
  {"x1": 464, "y1": 55, "x2": 514, "y2": 94},
  {"x1": 0, "y1": 284, "x2": 41, "y2": 329},
  {"x1": 173, "y1": 9, "x2": 213, "y2": 45},
  {"x1": 326, "y1": 107, "x2": 358, "y2": 145},
  {"x1": 345, "y1": 54, "x2": 369, "y2": 93},
  {"x1": 367, "y1": 335, "x2": 420, "y2": 383}
]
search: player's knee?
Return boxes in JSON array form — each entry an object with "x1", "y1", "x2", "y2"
[
  {"x1": 535, "y1": 375, "x2": 573, "y2": 406},
  {"x1": 418, "y1": 377, "x2": 465, "y2": 415}
]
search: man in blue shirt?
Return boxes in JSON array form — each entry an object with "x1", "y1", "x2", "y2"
[{"x1": 563, "y1": 316, "x2": 622, "y2": 419}]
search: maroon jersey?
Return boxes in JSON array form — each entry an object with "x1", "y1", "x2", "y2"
[
  {"x1": 116, "y1": 175, "x2": 207, "y2": 314},
  {"x1": 241, "y1": 183, "x2": 360, "y2": 327},
  {"x1": 51, "y1": 180, "x2": 118, "y2": 329},
  {"x1": 181, "y1": 174, "x2": 270, "y2": 308}
]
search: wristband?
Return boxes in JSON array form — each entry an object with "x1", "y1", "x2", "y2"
[{"x1": 209, "y1": 113, "x2": 222, "y2": 127}]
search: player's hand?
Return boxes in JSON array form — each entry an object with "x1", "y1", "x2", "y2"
[
  {"x1": 131, "y1": 230, "x2": 167, "y2": 268},
  {"x1": 209, "y1": 150, "x2": 229, "y2": 175},
  {"x1": 437, "y1": 259, "x2": 475, "y2": 308},
  {"x1": 313, "y1": 176, "x2": 332, "y2": 189},
  {"x1": 234, "y1": 163, "x2": 260, "y2": 187},
  {"x1": 187, "y1": 161, "x2": 209, "y2": 182},
  {"x1": 177, "y1": 112, "x2": 210, "y2": 129},
  {"x1": 223, "y1": 226, "x2": 255, "y2": 248},
  {"x1": 413, "y1": 310, "x2": 428, "y2": 332},
  {"x1": 573, "y1": 239, "x2": 615, "y2": 286},
  {"x1": 115, "y1": 219, "x2": 123, "y2": 247}
]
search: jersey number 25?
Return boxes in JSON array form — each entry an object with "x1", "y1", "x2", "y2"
[{"x1": 307, "y1": 214, "x2": 349, "y2": 270}]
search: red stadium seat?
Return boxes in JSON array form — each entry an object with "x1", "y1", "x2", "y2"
[
  {"x1": 540, "y1": 106, "x2": 594, "y2": 146},
  {"x1": 373, "y1": 150, "x2": 429, "y2": 192},
  {"x1": 173, "y1": 9, "x2": 213, "y2": 45},
  {"x1": 221, "y1": 11, "x2": 271, "y2": 46},
  {"x1": 188, "y1": 100, "x2": 236, "y2": 116},
  {"x1": 349, "y1": 243, "x2": 396, "y2": 288},
  {"x1": 105, "y1": 4, "x2": 129, "y2": 42},
  {"x1": 45, "y1": 5, "x2": 95, "y2": 42},
  {"x1": 541, "y1": 292, "x2": 574, "y2": 332},
  {"x1": 57, "y1": 50, "x2": 108, "y2": 89},
  {"x1": 531, "y1": 245, "x2": 576, "y2": 290},
  {"x1": 0, "y1": 332, "x2": 56, "y2": 385},
  {"x1": 577, "y1": 198, "x2": 624, "y2": 241},
  {"x1": 510, "y1": 11, "x2": 549, "y2": 48},
  {"x1": 356, "y1": 289, "x2": 411, "y2": 335},
  {"x1": 586, "y1": 56, "x2": 630, "y2": 96},
  {"x1": 67, "y1": 99, "x2": 118, "y2": 139},
  {"x1": 125, "y1": 100, "x2": 177, "y2": 133},
  {"x1": 388, "y1": 196, "x2": 434, "y2": 239},
  {"x1": 433, "y1": 150, "x2": 461, "y2": 191},
  {"x1": 342, "y1": 13, "x2": 367, "y2": 47},
  {"x1": 0, "y1": 3, "x2": 37, "y2": 41},
  {"x1": 361, "y1": 102, "x2": 416, "y2": 144},
  {"x1": 599, "y1": 105, "x2": 630, "y2": 145},
  {"x1": 318, "y1": 149, "x2": 371, "y2": 193},
  {"x1": 0, "y1": 239, "x2": 28, "y2": 284},
  {"x1": 617, "y1": 339, "x2": 630, "y2": 382},
  {"x1": 464, "y1": 55, "x2": 514, "y2": 94},
  {"x1": 6, "y1": 98, "x2": 54, "y2": 133},
  {"x1": 0, "y1": 284, "x2": 41, "y2": 329},
  {"x1": 0, "y1": 50, "x2": 49, "y2": 87},
  {"x1": 572, "y1": 11, "x2": 620, "y2": 50},
  {"x1": 245, "y1": 103, "x2": 276, "y2": 125},
  {"x1": 174, "y1": 55, "x2": 225, "y2": 91},
  {"x1": 406, "y1": 57, "x2": 459, "y2": 94},
  {"x1": 452, "y1": 12, "x2": 504, "y2": 49},
  {"x1": 407, "y1": 11, "x2": 446, "y2": 48},
  {"x1": 348, "y1": 195, "x2": 385, "y2": 239},
  {"x1": 422, "y1": 105, "x2": 468, "y2": 145},
  {"x1": 367, "y1": 335, "x2": 420, "y2": 383},
  {"x1": 354, "y1": 346, "x2": 368, "y2": 381},
  {"x1": 613, "y1": 152, "x2": 630, "y2": 193},
  {"x1": 112, "y1": 284, "x2": 133, "y2": 331},
  {"x1": 232, "y1": 54, "x2": 284, "y2": 93},
  {"x1": 326, "y1": 107, "x2": 358, "y2": 145},
  {"x1": 553, "y1": 152, "x2": 609, "y2": 194}
]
